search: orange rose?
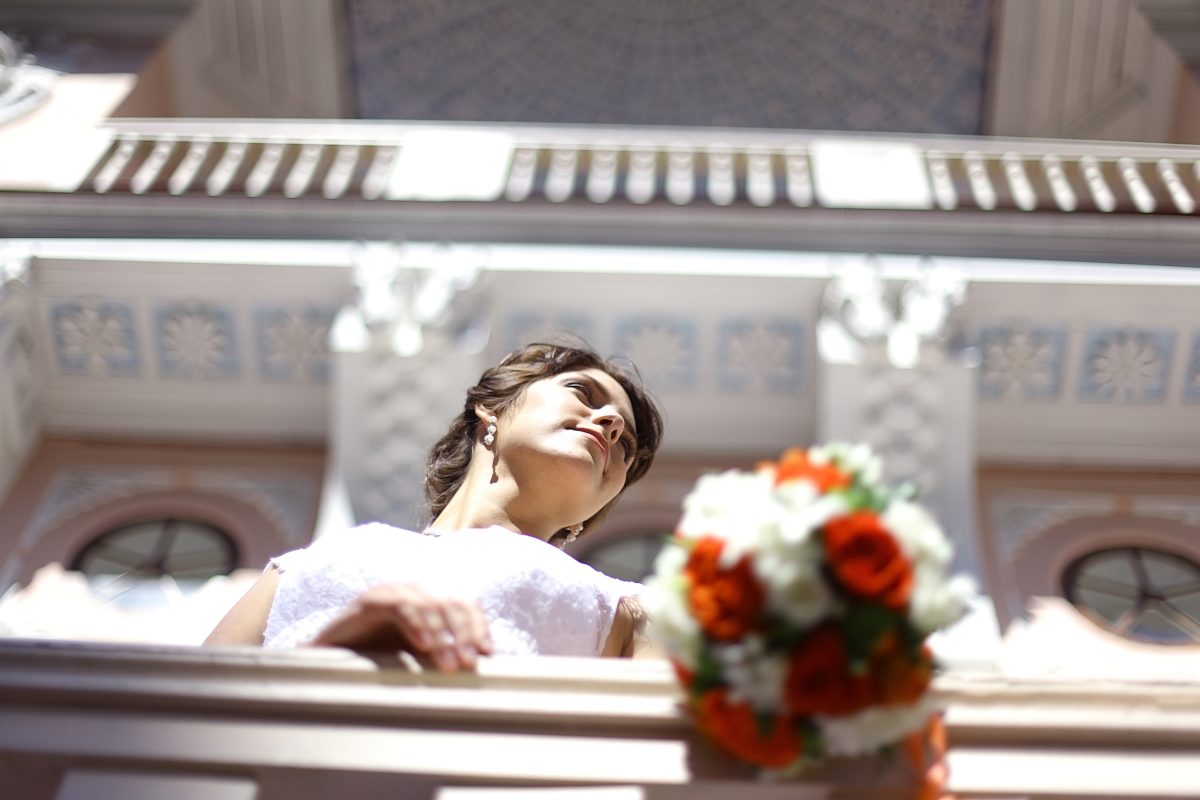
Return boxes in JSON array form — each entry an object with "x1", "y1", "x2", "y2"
[
  {"x1": 785, "y1": 625, "x2": 874, "y2": 717},
  {"x1": 685, "y1": 536, "x2": 764, "y2": 641},
  {"x1": 694, "y1": 689, "x2": 799, "y2": 768},
  {"x1": 772, "y1": 448, "x2": 852, "y2": 491},
  {"x1": 873, "y1": 641, "x2": 934, "y2": 707},
  {"x1": 672, "y1": 660, "x2": 695, "y2": 690},
  {"x1": 822, "y1": 511, "x2": 913, "y2": 610}
]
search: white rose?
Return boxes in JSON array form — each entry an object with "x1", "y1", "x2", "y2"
[
  {"x1": 712, "y1": 634, "x2": 789, "y2": 713},
  {"x1": 882, "y1": 499, "x2": 952, "y2": 566},
  {"x1": 909, "y1": 567, "x2": 975, "y2": 634},
  {"x1": 754, "y1": 538, "x2": 835, "y2": 628},
  {"x1": 806, "y1": 442, "x2": 881, "y2": 483},
  {"x1": 642, "y1": 545, "x2": 701, "y2": 667},
  {"x1": 816, "y1": 695, "x2": 941, "y2": 757},
  {"x1": 776, "y1": 492, "x2": 848, "y2": 545},
  {"x1": 678, "y1": 470, "x2": 779, "y2": 567}
]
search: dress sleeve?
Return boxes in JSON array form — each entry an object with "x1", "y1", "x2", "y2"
[
  {"x1": 593, "y1": 572, "x2": 645, "y2": 654},
  {"x1": 266, "y1": 547, "x2": 307, "y2": 575}
]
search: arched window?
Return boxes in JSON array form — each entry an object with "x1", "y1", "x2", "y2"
[
  {"x1": 1062, "y1": 546, "x2": 1200, "y2": 645},
  {"x1": 578, "y1": 534, "x2": 665, "y2": 582},
  {"x1": 70, "y1": 518, "x2": 239, "y2": 582}
]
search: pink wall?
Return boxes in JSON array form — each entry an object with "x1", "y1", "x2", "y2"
[{"x1": 0, "y1": 438, "x2": 325, "y2": 587}]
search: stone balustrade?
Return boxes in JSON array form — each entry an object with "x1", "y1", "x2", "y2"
[{"x1": 1, "y1": 637, "x2": 1199, "y2": 799}]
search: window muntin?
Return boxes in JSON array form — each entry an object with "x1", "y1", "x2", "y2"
[
  {"x1": 71, "y1": 518, "x2": 238, "y2": 582},
  {"x1": 1062, "y1": 546, "x2": 1200, "y2": 645}
]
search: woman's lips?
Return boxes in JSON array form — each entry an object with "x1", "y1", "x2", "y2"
[{"x1": 575, "y1": 428, "x2": 609, "y2": 466}]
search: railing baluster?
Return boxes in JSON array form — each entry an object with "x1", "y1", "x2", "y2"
[
  {"x1": 322, "y1": 145, "x2": 360, "y2": 200},
  {"x1": 1156, "y1": 159, "x2": 1195, "y2": 214},
  {"x1": 1118, "y1": 157, "x2": 1155, "y2": 213},
  {"x1": 168, "y1": 137, "x2": 212, "y2": 195},
  {"x1": 544, "y1": 149, "x2": 578, "y2": 203},
  {"x1": 706, "y1": 149, "x2": 735, "y2": 206},
  {"x1": 784, "y1": 148, "x2": 812, "y2": 207},
  {"x1": 283, "y1": 143, "x2": 324, "y2": 198},
  {"x1": 745, "y1": 149, "x2": 775, "y2": 207},
  {"x1": 504, "y1": 148, "x2": 537, "y2": 202},
  {"x1": 130, "y1": 136, "x2": 176, "y2": 195},
  {"x1": 626, "y1": 149, "x2": 657, "y2": 204},
  {"x1": 666, "y1": 150, "x2": 695, "y2": 205},
  {"x1": 926, "y1": 151, "x2": 957, "y2": 210},
  {"x1": 964, "y1": 152, "x2": 996, "y2": 210},
  {"x1": 246, "y1": 141, "x2": 285, "y2": 197},
  {"x1": 207, "y1": 139, "x2": 248, "y2": 196},
  {"x1": 585, "y1": 148, "x2": 617, "y2": 203},
  {"x1": 360, "y1": 146, "x2": 397, "y2": 200},
  {"x1": 1042, "y1": 155, "x2": 1077, "y2": 212},
  {"x1": 93, "y1": 137, "x2": 139, "y2": 194},
  {"x1": 1080, "y1": 156, "x2": 1115, "y2": 212},
  {"x1": 1002, "y1": 153, "x2": 1036, "y2": 210}
]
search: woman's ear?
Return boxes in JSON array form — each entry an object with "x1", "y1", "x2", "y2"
[{"x1": 473, "y1": 404, "x2": 494, "y2": 426}]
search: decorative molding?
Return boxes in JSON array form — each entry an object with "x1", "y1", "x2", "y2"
[
  {"x1": 154, "y1": 302, "x2": 239, "y2": 379},
  {"x1": 614, "y1": 316, "x2": 697, "y2": 392},
  {"x1": 50, "y1": 299, "x2": 141, "y2": 377},
  {"x1": 1078, "y1": 327, "x2": 1174, "y2": 403},
  {"x1": 190, "y1": 470, "x2": 320, "y2": 546},
  {"x1": 504, "y1": 311, "x2": 596, "y2": 354},
  {"x1": 254, "y1": 305, "x2": 335, "y2": 383},
  {"x1": 859, "y1": 365, "x2": 942, "y2": 492},
  {"x1": 977, "y1": 325, "x2": 1067, "y2": 401},
  {"x1": 715, "y1": 318, "x2": 805, "y2": 395},
  {"x1": 21, "y1": 468, "x2": 177, "y2": 551}
]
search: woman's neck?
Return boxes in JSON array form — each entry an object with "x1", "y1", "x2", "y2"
[{"x1": 428, "y1": 461, "x2": 559, "y2": 541}]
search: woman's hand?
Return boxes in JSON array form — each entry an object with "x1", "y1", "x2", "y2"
[{"x1": 308, "y1": 583, "x2": 494, "y2": 672}]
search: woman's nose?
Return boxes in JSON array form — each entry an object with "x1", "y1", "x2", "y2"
[{"x1": 595, "y1": 409, "x2": 624, "y2": 441}]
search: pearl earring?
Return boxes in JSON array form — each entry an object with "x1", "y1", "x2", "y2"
[
  {"x1": 564, "y1": 523, "x2": 583, "y2": 544},
  {"x1": 483, "y1": 420, "x2": 497, "y2": 447}
]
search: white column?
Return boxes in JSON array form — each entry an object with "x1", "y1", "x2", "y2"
[
  {"x1": 318, "y1": 244, "x2": 491, "y2": 538},
  {"x1": 816, "y1": 259, "x2": 1000, "y2": 662},
  {"x1": 0, "y1": 250, "x2": 39, "y2": 509}
]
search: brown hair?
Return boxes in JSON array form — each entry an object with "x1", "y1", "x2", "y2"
[{"x1": 424, "y1": 342, "x2": 663, "y2": 543}]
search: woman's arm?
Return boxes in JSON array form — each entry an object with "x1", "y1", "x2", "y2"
[
  {"x1": 203, "y1": 566, "x2": 280, "y2": 646},
  {"x1": 603, "y1": 595, "x2": 661, "y2": 659},
  {"x1": 202, "y1": 566, "x2": 492, "y2": 671}
]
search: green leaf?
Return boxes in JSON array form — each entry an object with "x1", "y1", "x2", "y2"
[
  {"x1": 801, "y1": 720, "x2": 824, "y2": 760},
  {"x1": 690, "y1": 642, "x2": 725, "y2": 698},
  {"x1": 842, "y1": 603, "x2": 901, "y2": 665}
]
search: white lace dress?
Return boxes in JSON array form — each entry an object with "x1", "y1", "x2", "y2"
[{"x1": 263, "y1": 523, "x2": 643, "y2": 656}]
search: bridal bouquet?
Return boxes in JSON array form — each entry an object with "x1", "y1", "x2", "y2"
[{"x1": 643, "y1": 443, "x2": 974, "y2": 773}]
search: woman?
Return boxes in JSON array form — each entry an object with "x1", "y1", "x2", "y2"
[{"x1": 205, "y1": 343, "x2": 664, "y2": 670}]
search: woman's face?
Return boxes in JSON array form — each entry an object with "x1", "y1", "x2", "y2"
[{"x1": 493, "y1": 367, "x2": 639, "y2": 526}]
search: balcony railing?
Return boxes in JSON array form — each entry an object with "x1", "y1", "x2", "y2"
[
  {"x1": 70, "y1": 119, "x2": 1200, "y2": 218},
  {"x1": 5, "y1": 118, "x2": 1200, "y2": 263},
  {"x1": 2, "y1": 637, "x2": 1199, "y2": 799}
]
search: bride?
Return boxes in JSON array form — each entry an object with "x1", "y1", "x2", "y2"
[{"x1": 205, "y1": 343, "x2": 664, "y2": 670}]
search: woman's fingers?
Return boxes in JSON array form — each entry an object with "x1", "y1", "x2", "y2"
[
  {"x1": 310, "y1": 584, "x2": 492, "y2": 673},
  {"x1": 440, "y1": 600, "x2": 489, "y2": 669}
]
